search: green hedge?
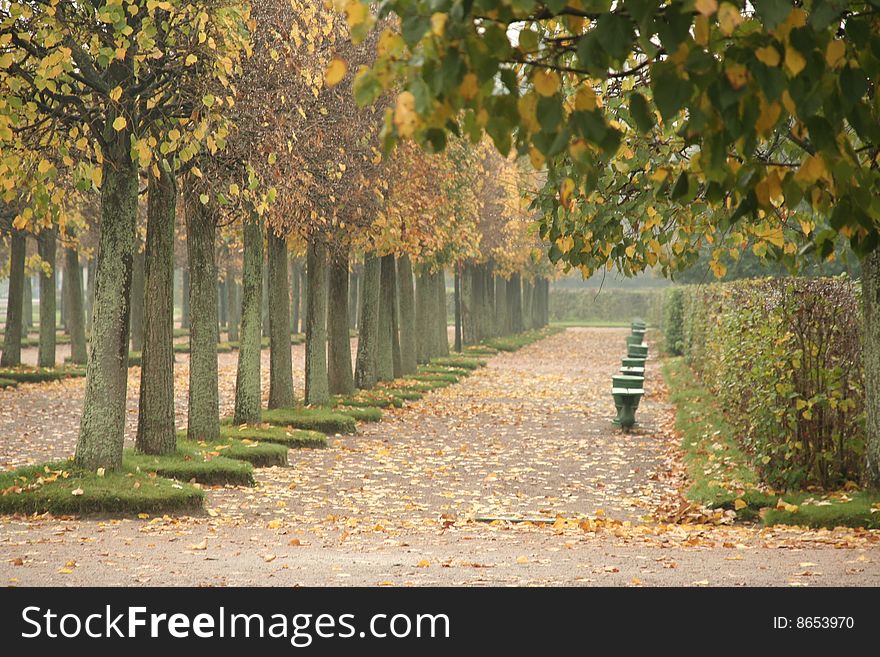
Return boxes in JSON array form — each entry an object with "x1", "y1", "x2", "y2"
[
  {"x1": 670, "y1": 277, "x2": 863, "y2": 489},
  {"x1": 662, "y1": 287, "x2": 685, "y2": 356}
]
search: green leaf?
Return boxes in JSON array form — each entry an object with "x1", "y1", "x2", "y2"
[
  {"x1": 595, "y1": 14, "x2": 634, "y2": 61},
  {"x1": 651, "y1": 67, "x2": 693, "y2": 121},
  {"x1": 753, "y1": 0, "x2": 794, "y2": 30},
  {"x1": 628, "y1": 92, "x2": 655, "y2": 133}
]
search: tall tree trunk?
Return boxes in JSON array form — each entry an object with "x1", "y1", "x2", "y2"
[
  {"x1": 495, "y1": 276, "x2": 508, "y2": 335},
  {"x1": 864, "y1": 252, "x2": 880, "y2": 488},
  {"x1": 218, "y1": 279, "x2": 227, "y2": 333},
  {"x1": 354, "y1": 253, "x2": 380, "y2": 389},
  {"x1": 261, "y1": 261, "x2": 270, "y2": 338},
  {"x1": 415, "y1": 270, "x2": 431, "y2": 363},
  {"x1": 348, "y1": 268, "x2": 360, "y2": 331},
  {"x1": 85, "y1": 257, "x2": 95, "y2": 335},
  {"x1": 22, "y1": 274, "x2": 33, "y2": 333},
  {"x1": 181, "y1": 267, "x2": 190, "y2": 330},
  {"x1": 1, "y1": 230, "x2": 25, "y2": 366},
  {"x1": 136, "y1": 167, "x2": 177, "y2": 455},
  {"x1": 60, "y1": 264, "x2": 68, "y2": 334},
  {"x1": 508, "y1": 272, "x2": 523, "y2": 333},
  {"x1": 453, "y1": 263, "x2": 462, "y2": 352},
  {"x1": 64, "y1": 245, "x2": 88, "y2": 364},
  {"x1": 233, "y1": 216, "x2": 263, "y2": 425},
  {"x1": 390, "y1": 259, "x2": 403, "y2": 377},
  {"x1": 461, "y1": 264, "x2": 475, "y2": 345},
  {"x1": 377, "y1": 254, "x2": 396, "y2": 381},
  {"x1": 522, "y1": 279, "x2": 534, "y2": 330},
  {"x1": 328, "y1": 250, "x2": 354, "y2": 395},
  {"x1": 290, "y1": 257, "x2": 301, "y2": 334},
  {"x1": 305, "y1": 238, "x2": 329, "y2": 405},
  {"x1": 37, "y1": 229, "x2": 57, "y2": 368},
  {"x1": 397, "y1": 255, "x2": 417, "y2": 373},
  {"x1": 226, "y1": 274, "x2": 239, "y2": 342},
  {"x1": 434, "y1": 268, "x2": 449, "y2": 356},
  {"x1": 130, "y1": 246, "x2": 145, "y2": 352},
  {"x1": 300, "y1": 264, "x2": 309, "y2": 331},
  {"x1": 75, "y1": 153, "x2": 139, "y2": 471},
  {"x1": 268, "y1": 229, "x2": 294, "y2": 408},
  {"x1": 186, "y1": 197, "x2": 219, "y2": 442}
]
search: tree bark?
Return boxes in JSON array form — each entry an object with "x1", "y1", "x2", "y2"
[
  {"x1": 508, "y1": 272, "x2": 523, "y2": 333},
  {"x1": 434, "y1": 268, "x2": 449, "y2": 356},
  {"x1": 181, "y1": 267, "x2": 190, "y2": 330},
  {"x1": 233, "y1": 216, "x2": 263, "y2": 425},
  {"x1": 185, "y1": 197, "x2": 219, "y2": 442},
  {"x1": 398, "y1": 255, "x2": 418, "y2": 373},
  {"x1": 261, "y1": 261, "x2": 270, "y2": 337},
  {"x1": 60, "y1": 263, "x2": 68, "y2": 334},
  {"x1": 290, "y1": 257, "x2": 301, "y2": 335},
  {"x1": 348, "y1": 268, "x2": 359, "y2": 331},
  {"x1": 453, "y1": 263, "x2": 462, "y2": 352},
  {"x1": 522, "y1": 279, "x2": 534, "y2": 330},
  {"x1": 64, "y1": 245, "x2": 88, "y2": 364},
  {"x1": 75, "y1": 153, "x2": 139, "y2": 471},
  {"x1": 37, "y1": 229, "x2": 57, "y2": 368},
  {"x1": 495, "y1": 276, "x2": 508, "y2": 335},
  {"x1": 136, "y1": 166, "x2": 177, "y2": 455},
  {"x1": 389, "y1": 258, "x2": 403, "y2": 377},
  {"x1": 226, "y1": 275, "x2": 239, "y2": 342},
  {"x1": 268, "y1": 228, "x2": 294, "y2": 408},
  {"x1": 415, "y1": 270, "x2": 431, "y2": 363},
  {"x1": 130, "y1": 245, "x2": 145, "y2": 352},
  {"x1": 1, "y1": 230, "x2": 25, "y2": 366},
  {"x1": 218, "y1": 279, "x2": 227, "y2": 333},
  {"x1": 305, "y1": 238, "x2": 329, "y2": 405},
  {"x1": 300, "y1": 264, "x2": 309, "y2": 331},
  {"x1": 354, "y1": 253, "x2": 380, "y2": 389},
  {"x1": 22, "y1": 274, "x2": 33, "y2": 333},
  {"x1": 328, "y1": 250, "x2": 354, "y2": 395},
  {"x1": 864, "y1": 251, "x2": 880, "y2": 488},
  {"x1": 461, "y1": 263, "x2": 475, "y2": 346},
  {"x1": 377, "y1": 254, "x2": 396, "y2": 381}
]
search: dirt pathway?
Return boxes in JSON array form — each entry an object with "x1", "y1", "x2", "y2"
[{"x1": 1, "y1": 328, "x2": 878, "y2": 586}]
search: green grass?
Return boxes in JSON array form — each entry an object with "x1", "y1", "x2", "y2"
[
  {"x1": 0, "y1": 377, "x2": 18, "y2": 389},
  {"x1": 463, "y1": 346, "x2": 498, "y2": 356},
  {"x1": 410, "y1": 372, "x2": 460, "y2": 383},
  {"x1": 429, "y1": 356, "x2": 486, "y2": 370},
  {"x1": 336, "y1": 405, "x2": 383, "y2": 423},
  {"x1": 126, "y1": 443, "x2": 255, "y2": 485},
  {"x1": 418, "y1": 365, "x2": 471, "y2": 377},
  {"x1": 128, "y1": 351, "x2": 142, "y2": 366},
  {"x1": 220, "y1": 424, "x2": 328, "y2": 449},
  {"x1": 384, "y1": 389, "x2": 424, "y2": 402},
  {"x1": 333, "y1": 392, "x2": 403, "y2": 408},
  {"x1": 0, "y1": 462, "x2": 204, "y2": 515},
  {"x1": 482, "y1": 327, "x2": 562, "y2": 352},
  {"x1": 0, "y1": 366, "x2": 87, "y2": 383},
  {"x1": 663, "y1": 357, "x2": 880, "y2": 528},
  {"x1": 173, "y1": 328, "x2": 189, "y2": 337},
  {"x1": 390, "y1": 380, "x2": 450, "y2": 392},
  {"x1": 257, "y1": 407, "x2": 357, "y2": 434}
]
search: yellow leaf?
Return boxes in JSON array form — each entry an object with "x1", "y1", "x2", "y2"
[
  {"x1": 189, "y1": 539, "x2": 208, "y2": 550},
  {"x1": 574, "y1": 85, "x2": 597, "y2": 111},
  {"x1": 694, "y1": 16, "x2": 709, "y2": 47},
  {"x1": 755, "y1": 46, "x2": 781, "y2": 67},
  {"x1": 528, "y1": 145, "x2": 545, "y2": 169},
  {"x1": 734, "y1": 499, "x2": 747, "y2": 511},
  {"x1": 324, "y1": 58, "x2": 347, "y2": 87},
  {"x1": 430, "y1": 12, "x2": 447, "y2": 36},
  {"x1": 756, "y1": 99, "x2": 781, "y2": 135},
  {"x1": 112, "y1": 116, "x2": 127, "y2": 131},
  {"x1": 393, "y1": 91, "x2": 417, "y2": 137},
  {"x1": 532, "y1": 69, "x2": 560, "y2": 97},
  {"x1": 267, "y1": 519, "x2": 283, "y2": 529},
  {"x1": 825, "y1": 40, "x2": 845, "y2": 68},
  {"x1": 96, "y1": 468, "x2": 105, "y2": 477},
  {"x1": 784, "y1": 47, "x2": 806, "y2": 77},
  {"x1": 459, "y1": 72, "x2": 479, "y2": 100},
  {"x1": 695, "y1": 0, "x2": 718, "y2": 16},
  {"x1": 71, "y1": 488, "x2": 84, "y2": 496},
  {"x1": 109, "y1": 85, "x2": 123, "y2": 101},
  {"x1": 559, "y1": 177, "x2": 575, "y2": 208},
  {"x1": 37, "y1": 159, "x2": 52, "y2": 174},
  {"x1": 516, "y1": 555, "x2": 529, "y2": 564},
  {"x1": 416, "y1": 559, "x2": 430, "y2": 568},
  {"x1": 185, "y1": 54, "x2": 198, "y2": 66},
  {"x1": 717, "y1": 3, "x2": 742, "y2": 36}
]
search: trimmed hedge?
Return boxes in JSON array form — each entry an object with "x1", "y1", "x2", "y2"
[{"x1": 669, "y1": 277, "x2": 863, "y2": 489}]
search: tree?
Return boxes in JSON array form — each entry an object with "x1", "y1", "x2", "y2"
[
  {"x1": 0, "y1": 1, "x2": 250, "y2": 470},
  {"x1": 347, "y1": 1, "x2": 880, "y2": 486}
]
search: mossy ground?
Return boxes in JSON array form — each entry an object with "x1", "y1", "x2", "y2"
[
  {"x1": 410, "y1": 372, "x2": 460, "y2": 383},
  {"x1": 0, "y1": 462, "x2": 204, "y2": 515},
  {"x1": 127, "y1": 443, "x2": 255, "y2": 485},
  {"x1": 663, "y1": 357, "x2": 880, "y2": 529},
  {"x1": 257, "y1": 407, "x2": 357, "y2": 434},
  {"x1": 0, "y1": 377, "x2": 18, "y2": 389},
  {"x1": 219, "y1": 424, "x2": 328, "y2": 449},
  {"x1": 333, "y1": 392, "x2": 403, "y2": 408},
  {"x1": 429, "y1": 356, "x2": 485, "y2": 370},
  {"x1": 0, "y1": 366, "x2": 86, "y2": 383},
  {"x1": 335, "y1": 405, "x2": 383, "y2": 423},
  {"x1": 172, "y1": 433, "x2": 289, "y2": 469}
]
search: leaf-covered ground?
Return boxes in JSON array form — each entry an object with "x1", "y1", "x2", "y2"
[{"x1": 1, "y1": 328, "x2": 878, "y2": 586}]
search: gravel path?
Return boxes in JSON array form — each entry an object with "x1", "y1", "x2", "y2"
[{"x1": 1, "y1": 328, "x2": 878, "y2": 586}]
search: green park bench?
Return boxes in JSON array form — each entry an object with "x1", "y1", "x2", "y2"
[
  {"x1": 612, "y1": 374, "x2": 645, "y2": 430},
  {"x1": 627, "y1": 343, "x2": 648, "y2": 359},
  {"x1": 631, "y1": 319, "x2": 646, "y2": 332}
]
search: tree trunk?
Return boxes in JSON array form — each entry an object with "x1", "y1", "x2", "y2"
[
  {"x1": 218, "y1": 279, "x2": 227, "y2": 333},
  {"x1": 494, "y1": 276, "x2": 507, "y2": 335},
  {"x1": 377, "y1": 254, "x2": 396, "y2": 381},
  {"x1": 268, "y1": 229, "x2": 294, "y2": 408},
  {"x1": 233, "y1": 216, "x2": 263, "y2": 425},
  {"x1": 453, "y1": 263, "x2": 462, "y2": 352},
  {"x1": 226, "y1": 275, "x2": 239, "y2": 342},
  {"x1": 1, "y1": 230, "x2": 25, "y2": 366},
  {"x1": 864, "y1": 252, "x2": 880, "y2": 488},
  {"x1": 136, "y1": 167, "x2": 177, "y2": 455},
  {"x1": 354, "y1": 253, "x2": 380, "y2": 389},
  {"x1": 415, "y1": 270, "x2": 431, "y2": 363},
  {"x1": 22, "y1": 274, "x2": 33, "y2": 333},
  {"x1": 305, "y1": 238, "x2": 329, "y2": 405},
  {"x1": 185, "y1": 197, "x2": 219, "y2": 442},
  {"x1": 522, "y1": 279, "x2": 534, "y2": 330},
  {"x1": 64, "y1": 245, "x2": 88, "y2": 364},
  {"x1": 390, "y1": 259, "x2": 403, "y2": 377},
  {"x1": 328, "y1": 250, "x2": 354, "y2": 395},
  {"x1": 37, "y1": 229, "x2": 57, "y2": 368},
  {"x1": 300, "y1": 264, "x2": 309, "y2": 331},
  {"x1": 290, "y1": 257, "x2": 301, "y2": 334},
  {"x1": 75, "y1": 154, "x2": 139, "y2": 471},
  {"x1": 398, "y1": 255, "x2": 418, "y2": 373},
  {"x1": 461, "y1": 264, "x2": 475, "y2": 346},
  {"x1": 261, "y1": 261, "x2": 270, "y2": 337},
  {"x1": 130, "y1": 245, "x2": 145, "y2": 352},
  {"x1": 86, "y1": 257, "x2": 96, "y2": 335},
  {"x1": 60, "y1": 264, "x2": 68, "y2": 334},
  {"x1": 434, "y1": 268, "x2": 449, "y2": 356},
  {"x1": 508, "y1": 272, "x2": 523, "y2": 333},
  {"x1": 181, "y1": 267, "x2": 190, "y2": 330},
  {"x1": 348, "y1": 268, "x2": 360, "y2": 331}
]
